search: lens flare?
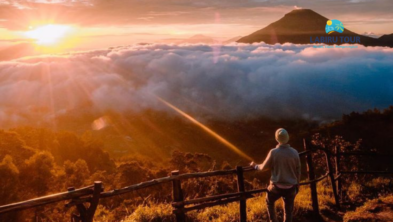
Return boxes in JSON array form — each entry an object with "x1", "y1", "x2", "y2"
[
  {"x1": 156, "y1": 96, "x2": 252, "y2": 161},
  {"x1": 92, "y1": 116, "x2": 111, "y2": 130}
]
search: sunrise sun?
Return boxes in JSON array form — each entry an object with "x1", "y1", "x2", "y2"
[{"x1": 25, "y1": 24, "x2": 71, "y2": 45}]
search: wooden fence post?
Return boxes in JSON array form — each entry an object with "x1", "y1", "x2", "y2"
[
  {"x1": 236, "y1": 166, "x2": 247, "y2": 222},
  {"x1": 85, "y1": 181, "x2": 103, "y2": 222},
  {"x1": 335, "y1": 146, "x2": 342, "y2": 199},
  {"x1": 68, "y1": 182, "x2": 103, "y2": 222},
  {"x1": 68, "y1": 187, "x2": 85, "y2": 222},
  {"x1": 172, "y1": 170, "x2": 186, "y2": 222},
  {"x1": 325, "y1": 152, "x2": 341, "y2": 210},
  {"x1": 303, "y1": 139, "x2": 320, "y2": 217}
]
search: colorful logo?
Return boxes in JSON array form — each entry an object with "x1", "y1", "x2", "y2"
[{"x1": 325, "y1": 20, "x2": 344, "y2": 34}]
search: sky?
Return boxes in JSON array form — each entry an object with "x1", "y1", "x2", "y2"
[
  {"x1": 0, "y1": 0, "x2": 393, "y2": 51},
  {"x1": 0, "y1": 0, "x2": 392, "y2": 127}
]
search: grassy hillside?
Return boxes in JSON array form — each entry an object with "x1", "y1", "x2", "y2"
[
  {"x1": 122, "y1": 178, "x2": 393, "y2": 222},
  {"x1": 1, "y1": 107, "x2": 393, "y2": 221}
]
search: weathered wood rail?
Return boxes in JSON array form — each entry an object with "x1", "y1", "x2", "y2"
[{"x1": 1, "y1": 139, "x2": 392, "y2": 221}]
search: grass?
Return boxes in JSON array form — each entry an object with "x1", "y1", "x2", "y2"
[
  {"x1": 123, "y1": 203, "x2": 174, "y2": 222},
  {"x1": 123, "y1": 183, "x2": 333, "y2": 222},
  {"x1": 343, "y1": 195, "x2": 393, "y2": 222},
  {"x1": 122, "y1": 177, "x2": 392, "y2": 222}
]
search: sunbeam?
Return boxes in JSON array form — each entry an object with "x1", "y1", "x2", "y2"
[{"x1": 156, "y1": 96, "x2": 253, "y2": 161}]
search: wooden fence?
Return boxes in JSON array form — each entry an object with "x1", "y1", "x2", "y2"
[{"x1": 1, "y1": 139, "x2": 392, "y2": 222}]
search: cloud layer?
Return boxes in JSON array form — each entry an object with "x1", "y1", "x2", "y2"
[{"x1": 0, "y1": 43, "x2": 392, "y2": 125}]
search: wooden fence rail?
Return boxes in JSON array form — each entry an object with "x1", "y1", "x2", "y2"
[{"x1": 0, "y1": 140, "x2": 392, "y2": 222}]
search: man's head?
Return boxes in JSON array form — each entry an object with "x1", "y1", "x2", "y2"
[{"x1": 275, "y1": 128, "x2": 289, "y2": 144}]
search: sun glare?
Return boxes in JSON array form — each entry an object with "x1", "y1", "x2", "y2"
[{"x1": 25, "y1": 24, "x2": 71, "y2": 45}]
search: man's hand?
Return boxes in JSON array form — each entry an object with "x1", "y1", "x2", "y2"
[{"x1": 250, "y1": 162, "x2": 257, "y2": 169}]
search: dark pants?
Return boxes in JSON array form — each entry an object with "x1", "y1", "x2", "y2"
[{"x1": 266, "y1": 184, "x2": 297, "y2": 222}]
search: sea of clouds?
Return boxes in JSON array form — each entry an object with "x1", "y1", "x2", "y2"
[{"x1": 0, "y1": 43, "x2": 392, "y2": 125}]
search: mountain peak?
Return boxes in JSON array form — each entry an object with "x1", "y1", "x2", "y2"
[
  {"x1": 189, "y1": 34, "x2": 211, "y2": 39},
  {"x1": 284, "y1": 9, "x2": 326, "y2": 19},
  {"x1": 286, "y1": 9, "x2": 316, "y2": 15},
  {"x1": 237, "y1": 8, "x2": 390, "y2": 47}
]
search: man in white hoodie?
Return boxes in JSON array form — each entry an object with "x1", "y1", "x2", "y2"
[{"x1": 250, "y1": 128, "x2": 301, "y2": 222}]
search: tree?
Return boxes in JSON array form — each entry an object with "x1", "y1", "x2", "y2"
[
  {"x1": 64, "y1": 159, "x2": 90, "y2": 188},
  {"x1": 0, "y1": 155, "x2": 20, "y2": 205},
  {"x1": 12, "y1": 127, "x2": 58, "y2": 152},
  {"x1": 0, "y1": 156, "x2": 21, "y2": 222},
  {"x1": 115, "y1": 162, "x2": 147, "y2": 187},
  {"x1": 0, "y1": 130, "x2": 35, "y2": 166},
  {"x1": 21, "y1": 151, "x2": 56, "y2": 196},
  {"x1": 54, "y1": 131, "x2": 84, "y2": 163}
]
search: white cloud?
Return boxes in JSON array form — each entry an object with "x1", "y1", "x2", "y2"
[
  {"x1": 0, "y1": 43, "x2": 392, "y2": 126},
  {"x1": 362, "y1": 32, "x2": 382, "y2": 38}
]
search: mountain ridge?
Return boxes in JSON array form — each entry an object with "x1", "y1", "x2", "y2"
[{"x1": 237, "y1": 9, "x2": 393, "y2": 47}]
